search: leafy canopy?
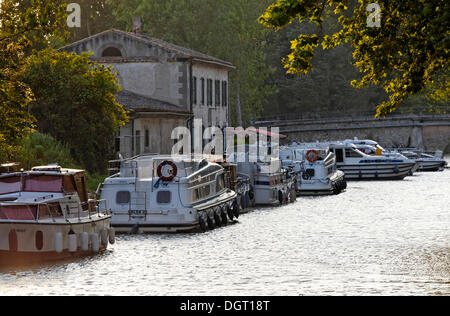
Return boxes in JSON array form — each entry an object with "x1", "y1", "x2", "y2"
[
  {"x1": 259, "y1": 0, "x2": 449, "y2": 117},
  {"x1": 0, "y1": 0, "x2": 67, "y2": 161},
  {"x1": 22, "y1": 49, "x2": 128, "y2": 173}
]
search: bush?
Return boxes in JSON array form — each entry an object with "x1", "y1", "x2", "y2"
[
  {"x1": 11, "y1": 132, "x2": 106, "y2": 193},
  {"x1": 15, "y1": 132, "x2": 77, "y2": 169}
]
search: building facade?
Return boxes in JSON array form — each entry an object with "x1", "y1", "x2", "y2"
[{"x1": 60, "y1": 29, "x2": 234, "y2": 158}]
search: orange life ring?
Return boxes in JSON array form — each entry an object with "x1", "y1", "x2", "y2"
[
  {"x1": 157, "y1": 161, "x2": 178, "y2": 182},
  {"x1": 306, "y1": 150, "x2": 319, "y2": 163}
]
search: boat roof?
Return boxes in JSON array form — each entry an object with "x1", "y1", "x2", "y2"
[
  {"x1": 0, "y1": 165, "x2": 85, "y2": 179},
  {"x1": 345, "y1": 139, "x2": 379, "y2": 146}
]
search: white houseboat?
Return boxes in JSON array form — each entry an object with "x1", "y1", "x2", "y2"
[
  {"x1": 100, "y1": 155, "x2": 240, "y2": 234},
  {"x1": 229, "y1": 148, "x2": 297, "y2": 206},
  {"x1": 300, "y1": 141, "x2": 417, "y2": 180},
  {"x1": 0, "y1": 165, "x2": 113, "y2": 267},
  {"x1": 346, "y1": 139, "x2": 421, "y2": 175},
  {"x1": 280, "y1": 144, "x2": 347, "y2": 196},
  {"x1": 391, "y1": 149, "x2": 447, "y2": 172}
]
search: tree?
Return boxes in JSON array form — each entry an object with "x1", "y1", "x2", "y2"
[
  {"x1": 0, "y1": 0, "x2": 67, "y2": 162},
  {"x1": 108, "y1": 0, "x2": 275, "y2": 126},
  {"x1": 262, "y1": 17, "x2": 388, "y2": 117},
  {"x1": 63, "y1": 0, "x2": 126, "y2": 43},
  {"x1": 22, "y1": 49, "x2": 128, "y2": 172},
  {"x1": 259, "y1": 0, "x2": 449, "y2": 117}
]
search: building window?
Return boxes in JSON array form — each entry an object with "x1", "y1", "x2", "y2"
[
  {"x1": 135, "y1": 130, "x2": 141, "y2": 155},
  {"x1": 145, "y1": 129, "x2": 150, "y2": 148},
  {"x1": 115, "y1": 132, "x2": 121, "y2": 153},
  {"x1": 222, "y1": 81, "x2": 228, "y2": 107},
  {"x1": 207, "y1": 79, "x2": 213, "y2": 106},
  {"x1": 215, "y1": 80, "x2": 221, "y2": 106},
  {"x1": 192, "y1": 77, "x2": 197, "y2": 105},
  {"x1": 201, "y1": 78, "x2": 205, "y2": 105},
  {"x1": 102, "y1": 47, "x2": 122, "y2": 57},
  {"x1": 208, "y1": 108, "x2": 214, "y2": 126}
]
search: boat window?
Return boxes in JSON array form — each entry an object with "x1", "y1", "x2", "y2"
[
  {"x1": 345, "y1": 149, "x2": 364, "y2": 158},
  {"x1": 194, "y1": 185, "x2": 211, "y2": 201},
  {"x1": 157, "y1": 191, "x2": 171, "y2": 204},
  {"x1": 216, "y1": 173, "x2": 225, "y2": 192},
  {"x1": 116, "y1": 191, "x2": 131, "y2": 204},
  {"x1": 74, "y1": 174, "x2": 88, "y2": 205},
  {"x1": 335, "y1": 149, "x2": 344, "y2": 163},
  {"x1": 37, "y1": 203, "x2": 62, "y2": 219},
  {"x1": 24, "y1": 175, "x2": 63, "y2": 193},
  {"x1": 0, "y1": 205, "x2": 37, "y2": 220},
  {"x1": 0, "y1": 176, "x2": 21, "y2": 195}
]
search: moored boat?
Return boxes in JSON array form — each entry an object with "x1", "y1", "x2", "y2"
[
  {"x1": 298, "y1": 141, "x2": 416, "y2": 180},
  {"x1": 100, "y1": 155, "x2": 240, "y2": 234},
  {"x1": 0, "y1": 165, "x2": 113, "y2": 267},
  {"x1": 346, "y1": 139, "x2": 421, "y2": 175},
  {"x1": 280, "y1": 144, "x2": 347, "y2": 196},
  {"x1": 346, "y1": 139, "x2": 446, "y2": 173},
  {"x1": 391, "y1": 149, "x2": 447, "y2": 172},
  {"x1": 230, "y1": 150, "x2": 297, "y2": 206}
]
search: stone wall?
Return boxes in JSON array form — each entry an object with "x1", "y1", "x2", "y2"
[{"x1": 256, "y1": 115, "x2": 450, "y2": 153}]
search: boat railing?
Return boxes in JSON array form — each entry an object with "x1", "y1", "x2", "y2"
[
  {"x1": 36, "y1": 203, "x2": 59, "y2": 222},
  {"x1": 96, "y1": 199, "x2": 109, "y2": 215}
]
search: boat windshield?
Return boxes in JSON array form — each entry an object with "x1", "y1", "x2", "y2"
[
  {"x1": 0, "y1": 174, "x2": 63, "y2": 195},
  {"x1": 0, "y1": 176, "x2": 21, "y2": 195},
  {"x1": 24, "y1": 175, "x2": 63, "y2": 192}
]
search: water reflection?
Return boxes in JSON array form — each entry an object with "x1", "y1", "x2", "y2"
[{"x1": 0, "y1": 165, "x2": 449, "y2": 296}]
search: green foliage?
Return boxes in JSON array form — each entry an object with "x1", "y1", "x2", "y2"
[
  {"x1": 63, "y1": 0, "x2": 127, "y2": 43},
  {"x1": 22, "y1": 49, "x2": 128, "y2": 173},
  {"x1": 85, "y1": 172, "x2": 107, "y2": 194},
  {"x1": 15, "y1": 132, "x2": 78, "y2": 170},
  {"x1": 262, "y1": 13, "x2": 388, "y2": 116},
  {"x1": 0, "y1": 0, "x2": 67, "y2": 161},
  {"x1": 13, "y1": 132, "x2": 106, "y2": 193},
  {"x1": 259, "y1": 0, "x2": 450, "y2": 117}
]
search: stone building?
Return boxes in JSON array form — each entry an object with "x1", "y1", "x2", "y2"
[{"x1": 60, "y1": 29, "x2": 234, "y2": 158}]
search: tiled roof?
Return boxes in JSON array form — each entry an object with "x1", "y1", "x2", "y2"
[{"x1": 117, "y1": 90, "x2": 192, "y2": 115}]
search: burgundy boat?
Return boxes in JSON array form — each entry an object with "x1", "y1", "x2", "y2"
[{"x1": 0, "y1": 165, "x2": 114, "y2": 267}]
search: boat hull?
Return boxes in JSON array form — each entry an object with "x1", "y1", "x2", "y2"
[
  {"x1": 253, "y1": 180, "x2": 295, "y2": 206},
  {"x1": 0, "y1": 248, "x2": 108, "y2": 267},
  {"x1": 337, "y1": 162, "x2": 416, "y2": 181},
  {"x1": 110, "y1": 191, "x2": 237, "y2": 234},
  {"x1": 418, "y1": 161, "x2": 446, "y2": 172},
  {"x1": 0, "y1": 214, "x2": 111, "y2": 267},
  {"x1": 298, "y1": 171, "x2": 346, "y2": 196}
]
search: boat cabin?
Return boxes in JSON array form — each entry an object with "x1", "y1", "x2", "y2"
[
  {"x1": 102, "y1": 155, "x2": 231, "y2": 214},
  {"x1": 0, "y1": 166, "x2": 90, "y2": 221}
]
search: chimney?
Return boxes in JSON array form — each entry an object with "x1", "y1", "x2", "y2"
[{"x1": 133, "y1": 16, "x2": 142, "y2": 35}]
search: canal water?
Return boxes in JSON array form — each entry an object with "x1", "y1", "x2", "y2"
[{"x1": 1, "y1": 159, "x2": 449, "y2": 296}]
